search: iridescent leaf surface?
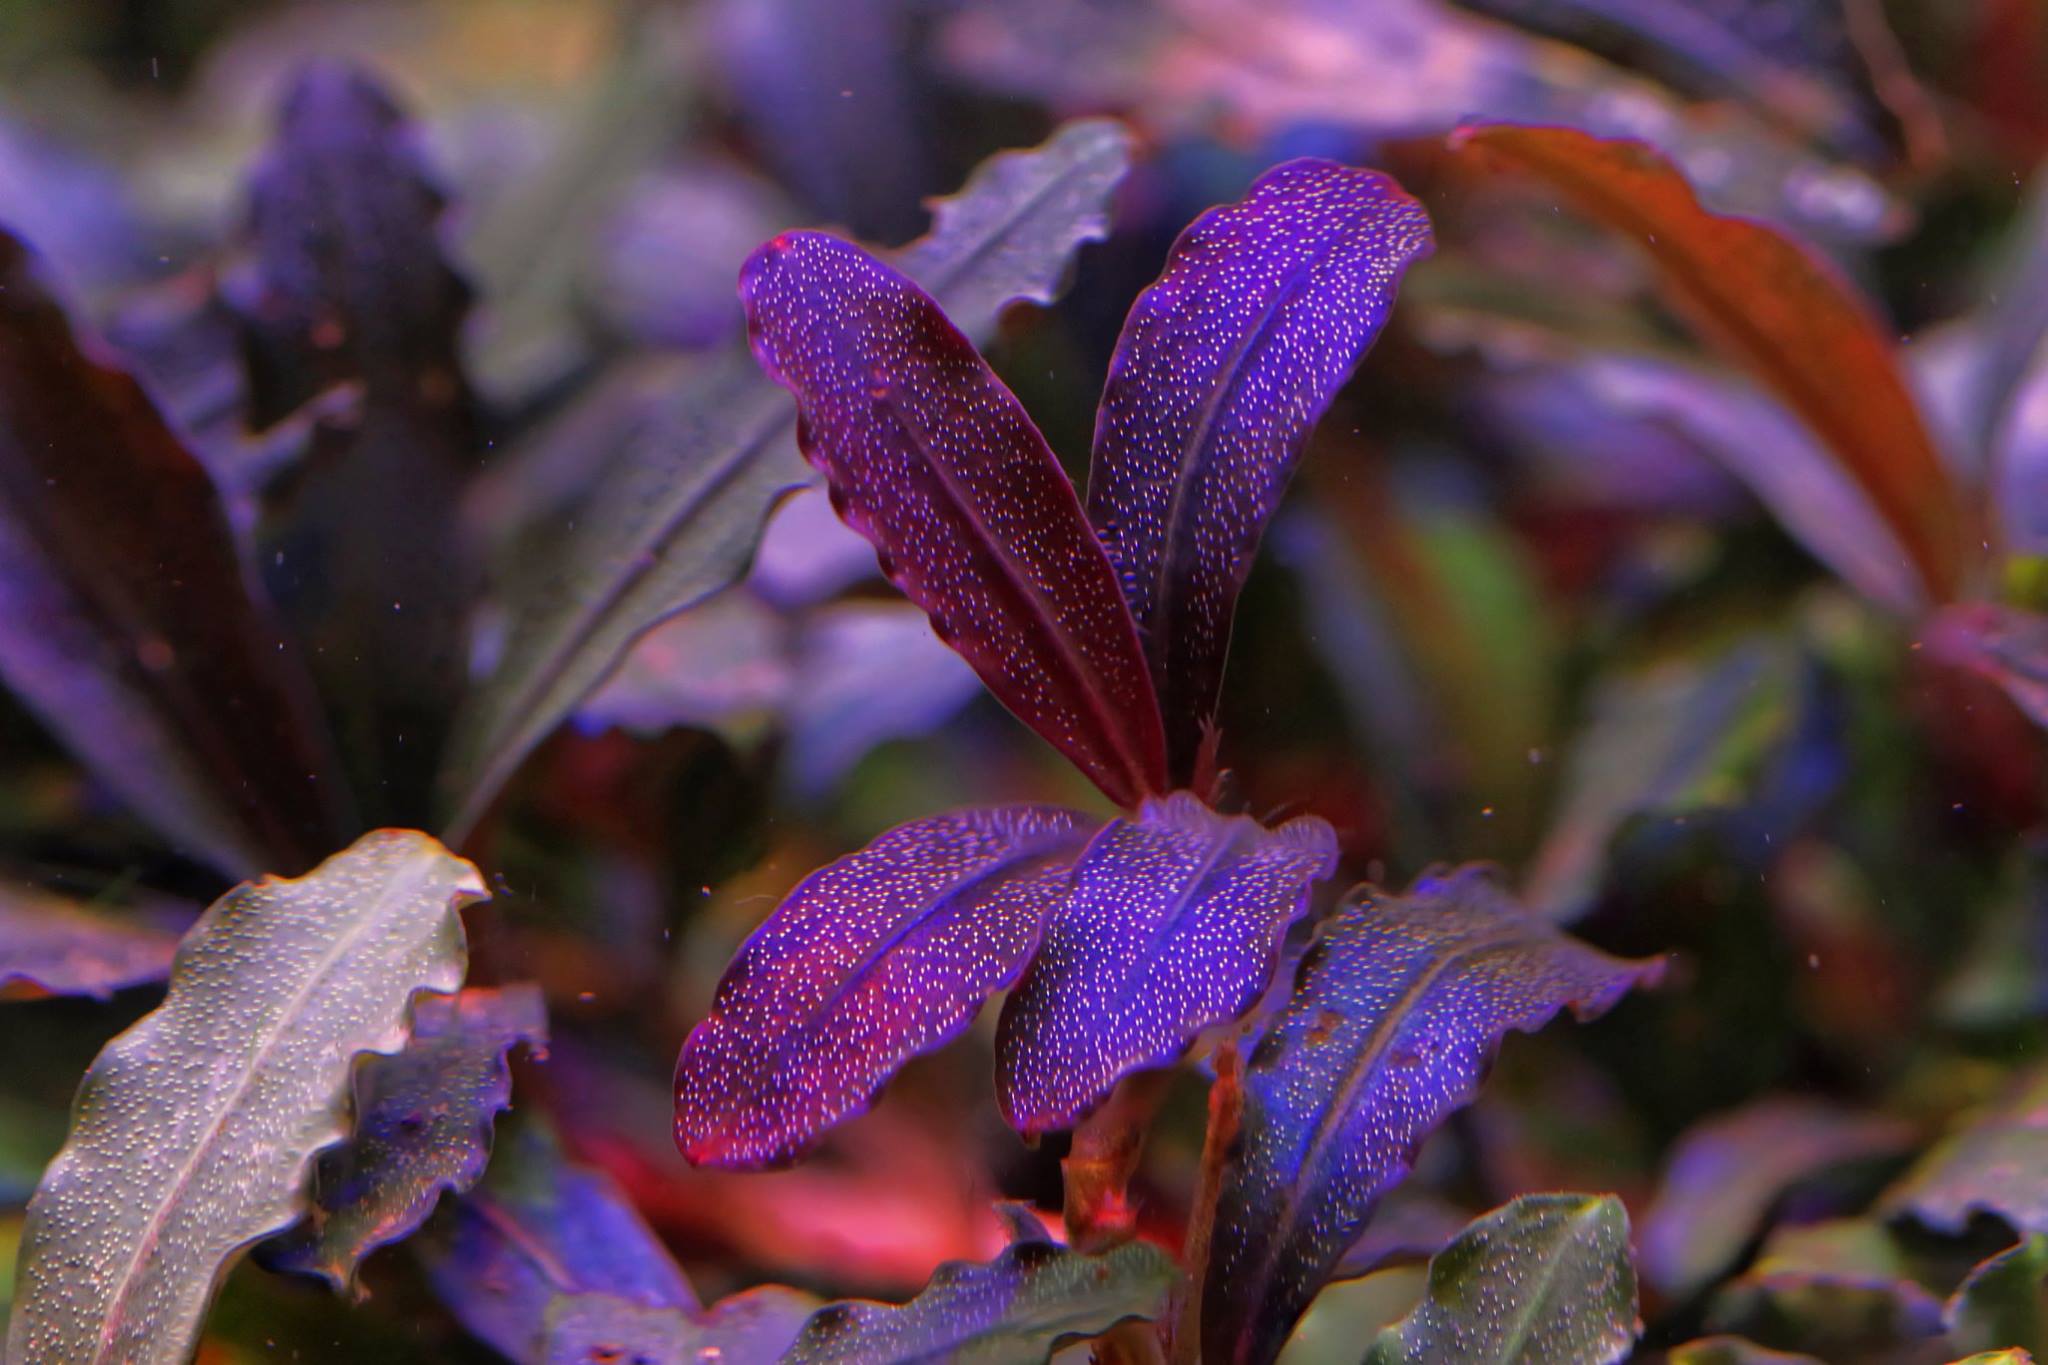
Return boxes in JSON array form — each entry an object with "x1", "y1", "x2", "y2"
[
  {"x1": 1362, "y1": 1194, "x2": 1640, "y2": 1365},
  {"x1": 0, "y1": 230, "x2": 345, "y2": 876},
  {"x1": 0, "y1": 889, "x2": 186, "y2": 1002},
  {"x1": 418, "y1": 1118, "x2": 698, "y2": 1362},
  {"x1": 1203, "y1": 867, "x2": 1663, "y2": 1365},
  {"x1": 675, "y1": 806, "x2": 1099, "y2": 1168},
  {"x1": 1086, "y1": 159, "x2": 1431, "y2": 777},
  {"x1": 1450, "y1": 124, "x2": 1967, "y2": 601},
  {"x1": 740, "y1": 231, "x2": 1166, "y2": 807},
  {"x1": 995, "y1": 792, "x2": 1337, "y2": 1135},
  {"x1": 260, "y1": 984, "x2": 548, "y2": 1292},
  {"x1": 446, "y1": 118, "x2": 1133, "y2": 837},
  {"x1": 777, "y1": 1227, "x2": 1178, "y2": 1363},
  {"x1": 1884, "y1": 1067, "x2": 2048, "y2": 1238},
  {"x1": 5, "y1": 830, "x2": 484, "y2": 1365}
]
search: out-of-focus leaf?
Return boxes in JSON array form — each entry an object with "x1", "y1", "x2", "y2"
[
  {"x1": 1640, "y1": 1097, "x2": 1916, "y2": 1299},
  {"x1": 1884, "y1": 1068, "x2": 2048, "y2": 1238},
  {"x1": 1925, "y1": 604, "x2": 2048, "y2": 736},
  {"x1": 739, "y1": 231, "x2": 1166, "y2": 807},
  {"x1": 1330, "y1": 1193, "x2": 1473, "y2": 1282},
  {"x1": 1947, "y1": 1236, "x2": 2048, "y2": 1359},
  {"x1": 0, "y1": 888, "x2": 186, "y2": 1002},
  {"x1": 675, "y1": 806, "x2": 1098, "y2": 1168},
  {"x1": 1704, "y1": 1219, "x2": 1946, "y2": 1356},
  {"x1": 1086, "y1": 158, "x2": 1431, "y2": 779},
  {"x1": 258, "y1": 983, "x2": 547, "y2": 1293},
  {"x1": 1360, "y1": 1193, "x2": 1640, "y2": 1365},
  {"x1": 1669, "y1": 1336, "x2": 1827, "y2": 1364},
  {"x1": 1948, "y1": 1352, "x2": 2038, "y2": 1364},
  {"x1": 775, "y1": 1229, "x2": 1178, "y2": 1363},
  {"x1": 233, "y1": 61, "x2": 477, "y2": 828},
  {"x1": 1450, "y1": 124, "x2": 1967, "y2": 601},
  {"x1": 446, "y1": 118, "x2": 1134, "y2": 837},
  {"x1": 417, "y1": 1117, "x2": 698, "y2": 1362},
  {"x1": 0, "y1": 229, "x2": 346, "y2": 876},
  {"x1": 539, "y1": 1286, "x2": 822, "y2": 1365},
  {"x1": 577, "y1": 588, "x2": 795, "y2": 738},
  {"x1": 4, "y1": 830, "x2": 484, "y2": 1365},
  {"x1": 995, "y1": 793, "x2": 1335, "y2": 1135},
  {"x1": 1204, "y1": 867, "x2": 1663, "y2": 1364}
]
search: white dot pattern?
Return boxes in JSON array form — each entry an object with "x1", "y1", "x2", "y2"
[
  {"x1": 1203, "y1": 866, "x2": 1664, "y2": 1364},
  {"x1": 995, "y1": 791, "x2": 1338, "y2": 1135},
  {"x1": 1087, "y1": 159, "x2": 1434, "y2": 777},
  {"x1": 740, "y1": 232, "x2": 1167, "y2": 807},
  {"x1": 673, "y1": 805, "x2": 1098, "y2": 1168}
]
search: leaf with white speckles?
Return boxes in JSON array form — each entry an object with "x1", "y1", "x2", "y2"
[
  {"x1": 740, "y1": 228, "x2": 1169, "y2": 807},
  {"x1": 776, "y1": 1225, "x2": 1178, "y2": 1363},
  {"x1": 675, "y1": 806, "x2": 1099, "y2": 1168},
  {"x1": 1087, "y1": 159, "x2": 1432, "y2": 780},
  {"x1": 1361, "y1": 1193, "x2": 1641, "y2": 1365},
  {"x1": 4, "y1": 830, "x2": 484, "y2": 1365},
  {"x1": 445, "y1": 118, "x2": 1134, "y2": 838},
  {"x1": 995, "y1": 792, "x2": 1337, "y2": 1135},
  {"x1": 258, "y1": 983, "x2": 548, "y2": 1293},
  {"x1": 1203, "y1": 868, "x2": 1663, "y2": 1365}
]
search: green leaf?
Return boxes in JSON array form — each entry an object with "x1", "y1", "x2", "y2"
[
  {"x1": 1947, "y1": 1236, "x2": 2048, "y2": 1359},
  {"x1": 1363, "y1": 1193, "x2": 1640, "y2": 1365},
  {"x1": 1669, "y1": 1336, "x2": 1827, "y2": 1364},
  {"x1": 442, "y1": 117, "x2": 1134, "y2": 839},
  {"x1": 1704, "y1": 1219, "x2": 1946, "y2": 1358},
  {"x1": 3, "y1": 830, "x2": 484, "y2": 1365}
]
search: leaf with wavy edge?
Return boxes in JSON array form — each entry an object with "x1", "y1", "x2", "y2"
[
  {"x1": 1087, "y1": 159, "x2": 1431, "y2": 779},
  {"x1": 418, "y1": 1117, "x2": 698, "y2": 1362},
  {"x1": 778, "y1": 1223, "x2": 1177, "y2": 1363},
  {"x1": 1883, "y1": 1066, "x2": 2048, "y2": 1238},
  {"x1": 4, "y1": 830, "x2": 484, "y2": 1365},
  {"x1": 445, "y1": 118, "x2": 1134, "y2": 838},
  {"x1": 1203, "y1": 867, "x2": 1663, "y2": 1365},
  {"x1": 996, "y1": 792, "x2": 1336, "y2": 1135},
  {"x1": 1449, "y1": 123, "x2": 1967, "y2": 602},
  {"x1": 258, "y1": 983, "x2": 547, "y2": 1292},
  {"x1": 0, "y1": 888, "x2": 186, "y2": 1002},
  {"x1": 740, "y1": 230, "x2": 1166, "y2": 807},
  {"x1": 1362, "y1": 1193, "x2": 1640, "y2": 1365},
  {"x1": 675, "y1": 805, "x2": 1099, "y2": 1168}
]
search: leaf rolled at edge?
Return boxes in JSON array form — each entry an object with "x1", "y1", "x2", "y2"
[
  {"x1": 1362, "y1": 1193, "x2": 1641, "y2": 1365},
  {"x1": 0, "y1": 229, "x2": 347, "y2": 875},
  {"x1": 4, "y1": 830, "x2": 484, "y2": 1365},
  {"x1": 443, "y1": 117, "x2": 1135, "y2": 838},
  {"x1": 258, "y1": 983, "x2": 548, "y2": 1293},
  {"x1": 739, "y1": 231, "x2": 1167, "y2": 807},
  {"x1": 675, "y1": 805, "x2": 1098, "y2": 1168},
  {"x1": 1203, "y1": 867, "x2": 1664, "y2": 1365},
  {"x1": 1086, "y1": 158, "x2": 1432, "y2": 780},
  {"x1": 1448, "y1": 122, "x2": 1968, "y2": 603}
]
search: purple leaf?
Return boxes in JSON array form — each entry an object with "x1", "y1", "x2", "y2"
[
  {"x1": 995, "y1": 792, "x2": 1337, "y2": 1136},
  {"x1": 417, "y1": 1118, "x2": 697, "y2": 1363},
  {"x1": 674, "y1": 805, "x2": 1099, "y2": 1169},
  {"x1": 260, "y1": 984, "x2": 548, "y2": 1292},
  {"x1": 0, "y1": 889, "x2": 187, "y2": 1002},
  {"x1": 1640, "y1": 1097, "x2": 1915, "y2": 1299},
  {"x1": 739, "y1": 231, "x2": 1168, "y2": 808},
  {"x1": 540, "y1": 1286, "x2": 820, "y2": 1365},
  {"x1": 1087, "y1": 159, "x2": 1431, "y2": 778},
  {"x1": 1203, "y1": 867, "x2": 1664, "y2": 1365},
  {"x1": 1882, "y1": 1067, "x2": 2048, "y2": 1239}
]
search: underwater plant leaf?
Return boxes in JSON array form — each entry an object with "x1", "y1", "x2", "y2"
[
  {"x1": 4, "y1": 830, "x2": 483, "y2": 1365},
  {"x1": 1669, "y1": 1337, "x2": 1828, "y2": 1364},
  {"x1": 1640, "y1": 1096, "x2": 1916, "y2": 1299},
  {"x1": 540, "y1": 1286, "x2": 822, "y2": 1365},
  {"x1": 1361, "y1": 1193, "x2": 1640, "y2": 1365},
  {"x1": 675, "y1": 806, "x2": 1099, "y2": 1168},
  {"x1": 1946, "y1": 1235, "x2": 2048, "y2": 1359},
  {"x1": 418, "y1": 1117, "x2": 698, "y2": 1362},
  {"x1": 234, "y1": 61, "x2": 478, "y2": 828},
  {"x1": 1704, "y1": 1219, "x2": 1946, "y2": 1356},
  {"x1": 1085, "y1": 158, "x2": 1432, "y2": 778},
  {"x1": 739, "y1": 231, "x2": 1167, "y2": 807},
  {"x1": 1924, "y1": 604, "x2": 2048, "y2": 736},
  {"x1": 258, "y1": 983, "x2": 547, "y2": 1293},
  {"x1": 995, "y1": 793, "x2": 1336, "y2": 1135},
  {"x1": 0, "y1": 889, "x2": 185, "y2": 1002},
  {"x1": 1204, "y1": 868, "x2": 1663, "y2": 1365},
  {"x1": 0, "y1": 230, "x2": 345, "y2": 876},
  {"x1": 1884, "y1": 1068, "x2": 2048, "y2": 1238},
  {"x1": 1449, "y1": 123, "x2": 1967, "y2": 601},
  {"x1": 775, "y1": 1228, "x2": 1178, "y2": 1363},
  {"x1": 445, "y1": 117, "x2": 1133, "y2": 838}
]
